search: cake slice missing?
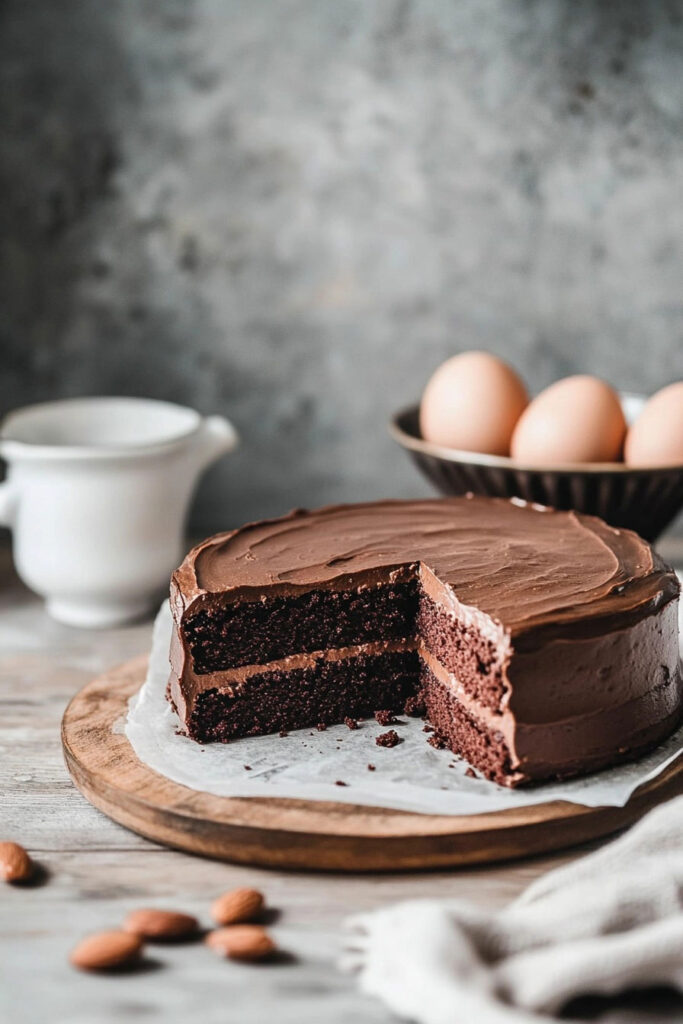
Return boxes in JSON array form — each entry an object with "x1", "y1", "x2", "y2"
[{"x1": 168, "y1": 497, "x2": 681, "y2": 787}]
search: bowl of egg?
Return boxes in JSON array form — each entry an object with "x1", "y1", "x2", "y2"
[{"x1": 390, "y1": 351, "x2": 683, "y2": 541}]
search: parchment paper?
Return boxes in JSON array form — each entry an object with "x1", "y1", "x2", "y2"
[{"x1": 125, "y1": 600, "x2": 683, "y2": 816}]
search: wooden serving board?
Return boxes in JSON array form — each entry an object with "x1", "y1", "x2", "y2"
[{"x1": 62, "y1": 657, "x2": 683, "y2": 872}]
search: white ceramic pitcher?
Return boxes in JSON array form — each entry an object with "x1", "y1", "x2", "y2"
[{"x1": 0, "y1": 397, "x2": 238, "y2": 627}]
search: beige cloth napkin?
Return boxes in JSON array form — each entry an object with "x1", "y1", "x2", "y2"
[{"x1": 343, "y1": 794, "x2": 683, "y2": 1023}]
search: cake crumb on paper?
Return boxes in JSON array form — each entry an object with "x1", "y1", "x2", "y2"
[{"x1": 376, "y1": 730, "x2": 400, "y2": 748}]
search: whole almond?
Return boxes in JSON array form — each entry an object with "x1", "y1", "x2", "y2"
[
  {"x1": 123, "y1": 908, "x2": 198, "y2": 941},
  {"x1": 0, "y1": 842, "x2": 33, "y2": 883},
  {"x1": 205, "y1": 925, "x2": 276, "y2": 962},
  {"x1": 70, "y1": 930, "x2": 143, "y2": 971},
  {"x1": 211, "y1": 887, "x2": 264, "y2": 926}
]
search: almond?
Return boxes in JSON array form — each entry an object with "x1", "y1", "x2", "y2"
[
  {"x1": 0, "y1": 841, "x2": 33, "y2": 883},
  {"x1": 211, "y1": 887, "x2": 264, "y2": 926},
  {"x1": 205, "y1": 925, "x2": 276, "y2": 962},
  {"x1": 70, "y1": 930, "x2": 143, "y2": 971},
  {"x1": 123, "y1": 908, "x2": 198, "y2": 941}
]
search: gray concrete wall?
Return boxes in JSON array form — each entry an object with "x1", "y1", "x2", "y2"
[{"x1": 1, "y1": 0, "x2": 682, "y2": 533}]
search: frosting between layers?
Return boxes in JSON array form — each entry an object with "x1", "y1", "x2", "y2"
[{"x1": 171, "y1": 635, "x2": 418, "y2": 688}]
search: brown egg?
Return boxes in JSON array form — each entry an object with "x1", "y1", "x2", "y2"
[
  {"x1": 419, "y1": 352, "x2": 528, "y2": 455},
  {"x1": 625, "y1": 382, "x2": 683, "y2": 467},
  {"x1": 510, "y1": 375, "x2": 626, "y2": 465}
]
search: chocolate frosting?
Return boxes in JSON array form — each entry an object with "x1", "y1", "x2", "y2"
[{"x1": 173, "y1": 496, "x2": 679, "y2": 644}]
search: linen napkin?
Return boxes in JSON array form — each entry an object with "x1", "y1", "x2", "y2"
[{"x1": 343, "y1": 794, "x2": 683, "y2": 1023}]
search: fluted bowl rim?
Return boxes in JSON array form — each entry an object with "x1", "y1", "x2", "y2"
[{"x1": 390, "y1": 399, "x2": 683, "y2": 477}]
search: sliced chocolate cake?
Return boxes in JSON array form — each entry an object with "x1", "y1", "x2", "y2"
[{"x1": 168, "y1": 496, "x2": 681, "y2": 786}]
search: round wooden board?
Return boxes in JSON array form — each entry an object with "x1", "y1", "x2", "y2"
[{"x1": 62, "y1": 657, "x2": 683, "y2": 872}]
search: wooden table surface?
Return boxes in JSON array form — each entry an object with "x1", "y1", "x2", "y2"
[{"x1": 2, "y1": 539, "x2": 683, "y2": 1024}]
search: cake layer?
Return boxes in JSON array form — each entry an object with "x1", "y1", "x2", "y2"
[
  {"x1": 179, "y1": 649, "x2": 419, "y2": 744},
  {"x1": 416, "y1": 589, "x2": 509, "y2": 709},
  {"x1": 183, "y1": 579, "x2": 418, "y2": 673},
  {"x1": 419, "y1": 664, "x2": 514, "y2": 785}
]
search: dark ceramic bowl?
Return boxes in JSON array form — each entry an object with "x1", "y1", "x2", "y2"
[{"x1": 390, "y1": 395, "x2": 683, "y2": 542}]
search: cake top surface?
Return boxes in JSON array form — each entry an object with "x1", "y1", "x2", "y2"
[{"x1": 174, "y1": 496, "x2": 679, "y2": 636}]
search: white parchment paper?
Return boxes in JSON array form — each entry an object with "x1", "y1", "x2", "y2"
[{"x1": 125, "y1": 600, "x2": 683, "y2": 816}]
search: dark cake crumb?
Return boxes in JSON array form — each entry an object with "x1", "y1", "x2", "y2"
[
  {"x1": 376, "y1": 729, "x2": 400, "y2": 748},
  {"x1": 279, "y1": 729, "x2": 289, "y2": 738},
  {"x1": 423, "y1": 724, "x2": 433, "y2": 733},
  {"x1": 316, "y1": 722, "x2": 327, "y2": 731},
  {"x1": 344, "y1": 717, "x2": 359, "y2": 730},
  {"x1": 335, "y1": 780, "x2": 348, "y2": 787},
  {"x1": 186, "y1": 579, "x2": 419, "y2": 673},
  {"x1": 404, "y1": 694, "x2": 426, "y2": 717},
  {"x1": 420, "y1": 663, "x2": 515, "y2": 783},
  {"x1": 417, "y1": 592, "x2": 507, "y2": 710},
  {"x1": 188, "y1": 650, "x2": 418, "y2": 745},
  {"x1": 427, "y1": 733, "x2": 446, "y2": 750},
  {"x1": 244, "y1": 765, "x2": 251, "y2": 771},
  {"x1": 465, "y1": 767, "x2": 477, "y2": 779},
  {"x1": 374, "y1": 709, "x2": 396, "y2": 725},
  {"x1": 367, "y1": 764, "x2": 376, "y2": 771}
]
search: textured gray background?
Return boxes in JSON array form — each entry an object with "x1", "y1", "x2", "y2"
[{"x1": 1, "y1": 0, "x2": 682, "y2": 534}]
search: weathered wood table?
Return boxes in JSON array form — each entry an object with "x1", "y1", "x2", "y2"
[{"x1": 2, "y1": 541, "x2": 683, "y2": 1024}]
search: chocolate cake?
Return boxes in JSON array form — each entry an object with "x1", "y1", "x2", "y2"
[{"x1": 168, "y1": 497, "x2": 681, "y2": 786}]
